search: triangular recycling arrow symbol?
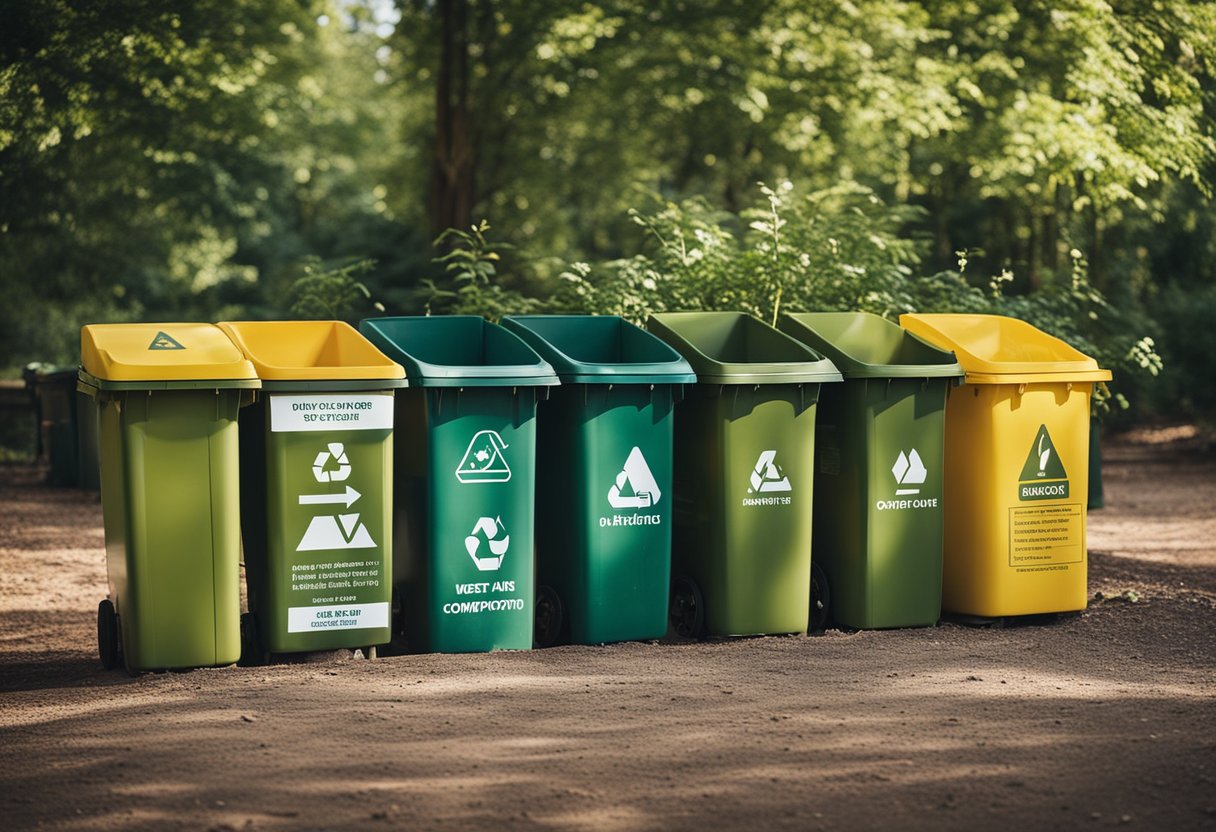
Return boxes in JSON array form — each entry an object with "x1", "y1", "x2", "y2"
[
  {"x1": 148, "y1": 331, "x2": 186, "y2": 351},
  {"x1": 608, "y1": 446, "x2": 661, "y2": 508},
  {"x1": 1019, "y1": 425, "x2": 1067, "y2": 481}
]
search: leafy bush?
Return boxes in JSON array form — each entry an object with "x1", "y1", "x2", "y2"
[
  {"x1": 435, "y1": 182, "x2": 1165, "y2": 418},
  {"x1": 1149, "y1": 282, "x2": 1216, "y2": 417},
  {"x1": 550, "y1": 182, "x2": 924, "y2": 324},
  {"x1": 419, "y1": 221, "x2": 543, "y2": 319},
  {"x1": 909, "y1": 251, "x2": 1162, "y2": 418},
  {"x1": 288, "y1": 257, "x2": 382, "y2": 321}
]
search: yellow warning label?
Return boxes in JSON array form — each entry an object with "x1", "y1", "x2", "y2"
[{"x1": 1008, "y1": 504, "x2": 1084, "y2": 568}]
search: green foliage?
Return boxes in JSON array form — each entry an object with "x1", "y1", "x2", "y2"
[
  {"x1": 553, "y1": 182, "x2": 924, "y2": 324},
  {"x1": 909, "y1": 250, "x2": 1164, "y2": 417},
  {"x1": 0, "y1": 0, "x2": 411, "y2": 368},
  {"x1": 288, "y1": 257, "x2": 381, "y2": 321},
  {"x1": 421, "y1": 221, "x2": 541, "y2": 320},
  {"x1": 1150, "y1": 282, "x2": 1216, "y2": 416},
  {"x1": 512, "y1": 183, "x2": 1159, "y2": 417},
  {"x1": 0, "y1": 0, "x2": 1211, "y2": 419}
]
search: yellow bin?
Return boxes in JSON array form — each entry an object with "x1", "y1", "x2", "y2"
[{"x1": 899, "y1": 314, "x2": 1111, "y2": 618}]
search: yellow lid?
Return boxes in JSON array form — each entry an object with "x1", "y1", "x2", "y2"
[
  {"x1": 899, "y1": 313, "x2": 1112, "y2": 385},
  {"x1": 80, "y1": 323, "x2": 258, "y2": 382},
  {"x1": 216, "y1": 321, "x2": 405, "y2": 381}
]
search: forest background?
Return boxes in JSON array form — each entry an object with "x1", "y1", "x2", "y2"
[{"x1": 2, "y1": 0, "x2": 1214, "y2": 422}]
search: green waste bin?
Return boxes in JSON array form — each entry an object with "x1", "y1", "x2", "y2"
[
  {"x1": 778, "y1": 312, "x2": 963, "y2": 630},
  {"x1": 26, "y1": 364, "x2": 80, "y2": 486},
  {"x1": 76, "y1": 387, "x2": 101, "y2": 490},
  {"x1": 646, "y1": 312, "x2": 842, "y2": 638},
  {"x1": 216, "y1": 321, "x2": 405, "y2": 661},
  {"x1": 500, "y1": 315, "x2": 696, "y2": 646},
  {"x1": 79, "y1": 323, "x2": 259, "y2": 673},
  {"x1": 25, "y1": 362, "x2": 101, "y2": 489},
  {"x1": 359, "y1": 316, "x2": 559, "y2": 653}
]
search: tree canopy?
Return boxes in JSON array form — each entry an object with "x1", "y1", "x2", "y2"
[{"x1": 1, "y1": 0, "x2": 1213, "y2": 415}]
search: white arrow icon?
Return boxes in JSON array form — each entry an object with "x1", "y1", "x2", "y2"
[{"x1": 298, "y1": 485, "x2": 361, "y2": 508}]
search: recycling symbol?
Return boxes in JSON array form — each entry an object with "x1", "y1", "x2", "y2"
[
  {"x1": 312, "y1": 442, "x2": 352, "y2": 482},
  {"x1": 464, "y1": 516, "x2": 510, "y2": 572},
  {"x1": 892, "y1": 449, "x2": 927, "y2": 496}
]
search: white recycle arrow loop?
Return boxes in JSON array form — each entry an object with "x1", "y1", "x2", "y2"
[
  {"x1": 313, "y1": 442, "x2": 352, "y2": 482},
  {"x1": 464, "y1": 516, "x2": 509, "y2": 571}
]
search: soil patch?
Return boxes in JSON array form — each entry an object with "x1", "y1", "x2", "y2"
[{"x1": 1, "y1": 430, "x2": 1213, "y2": 830}]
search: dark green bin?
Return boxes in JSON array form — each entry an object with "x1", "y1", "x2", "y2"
[
  {"x1": 500, "y1": 315, "x2": 695, "y2": 646},
  {"x1": 26, "y1": 363, "x2": 99, "y2": 487},
  {"x1": 359, "y1": 316, "x2": 559, "y2": 653},
  {"x1": 778, "y1": 312, "x2": 962, "y2": 629}
]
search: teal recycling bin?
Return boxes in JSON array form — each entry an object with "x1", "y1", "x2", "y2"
[
  {"x1": 359, "y1": 316, "x2": 559, "y2": 653},
  {"x1": 501, "y1": 315, "x2": 696, "y2": 646}
]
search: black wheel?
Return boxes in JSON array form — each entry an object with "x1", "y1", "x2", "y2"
[
  {"x1": 533, "y1": 585, "x2": 564, "y2": 648},
  {"x1": 810, "y1": 561, "x2": 831, "y2": 633},
  {"x1": 669, "y1": 576, "x2": 706, "y2": 640},
  {"x1": 97, "y1": 599, "x2": 119, "y2": 670},
  {"x1": 239, "y1": 612, "x2": 270, "y2": 666}
]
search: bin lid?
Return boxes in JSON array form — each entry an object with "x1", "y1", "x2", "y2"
[
  {"x1": 215, "y1": 321, "x2": 406, "y2": 390},
  {"x1": 899, "y1": 313, "x2": 1112, "y2": 385},
  {"x1": 500, "y1": 315, "x2": 696, "y2": 385},
  {"x1": 778, "y1": 312, "x2": 963, "y2": 380},
  {"x1": 24, "y1": 362, "x2": 79, "y2": 383},
  {"x1": 79, "y1": 323, "x2": 259, "y2": 389},
  {"x1": 359, "y1": 316, "x2": 559, "y2": 388},
  {"x1": 646, "y1": 312, "x2": 842, "y2": 385}
]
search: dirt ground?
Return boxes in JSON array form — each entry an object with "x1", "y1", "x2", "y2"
[{"x1": 1, "y1": 427, "x2": 1214, "y2": 831}]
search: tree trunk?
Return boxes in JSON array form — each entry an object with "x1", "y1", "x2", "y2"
[
  {"x1": 1042, "y1": 179, "x2": 1059, "y2": 282},
  {"x1": 429, "y1": 0, "x2": 474, "y2": 240}
]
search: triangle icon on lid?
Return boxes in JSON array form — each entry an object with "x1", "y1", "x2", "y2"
[{"x1": 148, "y1": 331, "x2": 186, "y2": 351}]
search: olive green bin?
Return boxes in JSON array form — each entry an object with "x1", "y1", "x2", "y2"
[
  {"x1": 646, "y1": 312, "x2": 841, "y2": 638},
  {"x1": 779, "y1": 312, "x2": 962, "y2": 630},
  {"x1": 217, "y1": 321, "x2": 406, "y2": 662},
  {"x1": 80, "y1": 323, "x2": 259, "y2": 674}
]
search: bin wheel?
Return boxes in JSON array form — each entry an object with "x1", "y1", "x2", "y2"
[
  {"x1": 534, "y1": 585, "x2": 564, "y2": 648},
  {"x1": 810, "y1": 561, "x2": 831, "y2": 633},
  {"x1": 97, "y1": 599, "x2": 119, "y2": 670},
  {"x1": 239, "y1": 612, "x2": 270, "y2": 666},
  {"x1": 670, "y1": 576, "x2": 706, "y2": 640}
]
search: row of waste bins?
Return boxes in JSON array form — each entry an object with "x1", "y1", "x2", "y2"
[{"x1": 80, "y1": 312, "x2": 1109, "y2": 673}]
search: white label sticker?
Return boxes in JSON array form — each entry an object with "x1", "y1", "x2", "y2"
[
  {"x1": 270, "y1": 394, "x2": 393, "y2": 432},
  {"x1": 287, "y1": 602, "x2": 390, "y2": 633}
]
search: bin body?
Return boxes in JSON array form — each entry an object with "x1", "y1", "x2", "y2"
[
  {"x1": 647, "y1": 313, "x2": 841, "y2": 637},
  {"x1": 360, "y1": 316, "x2": 558, "y2": 652},
  {"x1": 218, "y1": 321, "x2": 404, "y2": 655},
  {"x1": 76, "y1": 389, "x2": 101, "y2": 490},
  {"x1": 900, "y1": 314, "x2": 1112, "y2": 617},
  {"x1": 80, "y1": 323, "x2": 258, "y2": 671},
  {"x1": 779, "y1": 313, "x2": 962, "y2": 629},
  {"x1": 29, "y1": 366, "x2": 80, "y2": 486},
  {"x1": 502, "y1": 315, "x2": 695, "y2": 644}
]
